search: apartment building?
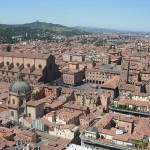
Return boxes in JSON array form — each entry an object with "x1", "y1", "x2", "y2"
[{"x1": 63, "y1": 70, "x2": 84, "y2": 85}]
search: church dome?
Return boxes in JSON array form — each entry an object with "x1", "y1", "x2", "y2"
[{"x1": 9, "y1": 72, "x2": 32, "y2": 96}]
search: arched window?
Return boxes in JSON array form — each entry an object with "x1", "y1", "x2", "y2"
[{"x1": 11, "y1": 111, "x2": 14, "y2": 117}]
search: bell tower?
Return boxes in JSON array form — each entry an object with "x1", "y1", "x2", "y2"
[{"x1": 120, "y1": 58, "x2": 130, "y2": 83}]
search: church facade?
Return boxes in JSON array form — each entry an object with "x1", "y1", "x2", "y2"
[
  {"x1": 8, "y1": 72, "x2": 44, "y2": 123},
  {"x1": 0, "y1": 51, "x2": 59, "y2": 84}
]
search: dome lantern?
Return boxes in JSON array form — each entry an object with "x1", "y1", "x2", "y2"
[{"x1": 17, "y1": 72, "x2": 23, "y2": 81}]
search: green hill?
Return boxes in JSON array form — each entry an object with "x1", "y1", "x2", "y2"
[{"x1": 0, "y1": 21, "x2": 90, "y2": 44}]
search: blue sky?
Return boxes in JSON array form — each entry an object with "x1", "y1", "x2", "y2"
[{"x1": 0, "y1": 0, "x2": 150, "y2": 32}]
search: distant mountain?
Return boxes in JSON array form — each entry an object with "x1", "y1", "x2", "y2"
[
  {"x1": 75, "y1": 26, "x2": 149, "y2": 34},
  {"x1": 75, "y1": 26, "x2": 120, "y2": 33},
  {"x1": 0, "y1": 21, "x2": 90, "y2": 44}
]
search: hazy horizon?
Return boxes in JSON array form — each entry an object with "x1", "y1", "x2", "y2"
[{"x1": 0, "y1": 0, "x2": 150, "y2": 32}]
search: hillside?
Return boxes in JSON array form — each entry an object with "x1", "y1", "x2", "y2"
[{"x1": 0, "y1": 21, "x2": 89, "y2": 44}]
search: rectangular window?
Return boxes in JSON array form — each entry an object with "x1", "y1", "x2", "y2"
[
  {"x1": 29, "y1": 113, "x2": 31, "y2": 117},
  {"x1": 12, "y1": 99, "x2": 15, "y2": 104}
]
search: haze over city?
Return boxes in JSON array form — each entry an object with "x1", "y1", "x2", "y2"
[{"x1": 0, "y1": 0, "x2": 150, "y2": 32}]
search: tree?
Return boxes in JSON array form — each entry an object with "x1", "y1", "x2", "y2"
[
  {"x1": 126, "y1": 105, "x2": 129, "y2": 110},
  {"x1": 101, "y1": 135, "x2": 105, "y2": 139},
  {"x1": 135, "y1": 140, "x2": 147, "y2": 149},
  {"x1": 110, "y1": 101, "x2": 115, "y2": 108},
  {"x1": 95, "y1": 42, "x2": 103, "y2": 47},
  {"x1": 132, "y1": 105, "x2": 137, "y2": 111}
]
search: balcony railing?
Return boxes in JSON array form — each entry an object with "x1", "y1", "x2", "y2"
[{"x1": 109, "y1": 106, "x2": 150, "y2": 117}]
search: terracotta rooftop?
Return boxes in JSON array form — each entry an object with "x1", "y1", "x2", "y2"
[
  {"x1": 119, "y1": 99, "x2": 150, "y2": 107},
  {"x1": 0, "y1": 51, "x2": 51, "y2": 59},
  {"x1": 22, "y1": 130, "x2": 35, "y2": 137},
  {"x1": 101, "y1": 75, "x2": 120, "y2": 89},
  {"x1": 27, "y1": 98, "x2": 45, "y2": 107},
  {"x1": 63, "y1": 103, "x2": 87, "y2": 111}
]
